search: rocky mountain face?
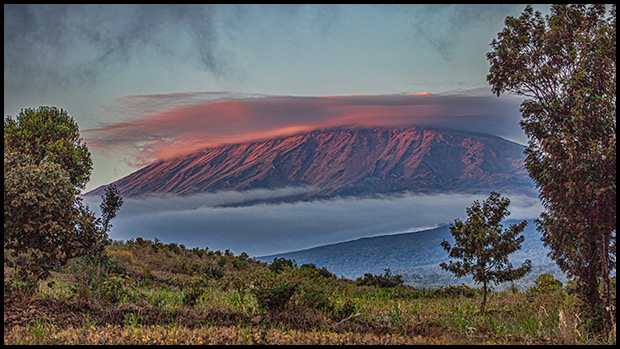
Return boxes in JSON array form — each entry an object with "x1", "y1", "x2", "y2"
[{"x1": 86, "y1": 126, "x2": 532, "y2": 199}]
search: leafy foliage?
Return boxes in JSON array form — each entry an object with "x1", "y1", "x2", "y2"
[
  {"x1": 4, "y1": 106, "x2": 121, "y2": 282},
  {"x1": 4, "y1": 235, "x2": 614, "y2": 345},
  {"x1": 251, "y1": 272, "x2": 298, "y2": 311},
  {"x1": 440, "y1": 192, "x2": 532, "y2": 313},
  {"x1": 528, "y1": 273, "x2": 563, "y2": 294},
  {"x1": 100, "y1": 184, "x2": 124, "y2": 233},
  {"x1": 487, "y1": 4, "x2": 616, "y2": 334},
  {"x1": 4, "y1": 151, "x2": 104, "y2": 281},
  {"x1": 356, "y1": 268, "x2": 404, "y2": 288},
  {"x1": 4, "y1": 106, "x2": 92, "y2": 189},
  {"x1": 268, "y1": 257, "x2": 296, "y2": 273}
]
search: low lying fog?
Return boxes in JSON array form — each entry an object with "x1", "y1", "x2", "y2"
[{"x1": 84, "y1": 188, "x2": 543, "y2": 257}]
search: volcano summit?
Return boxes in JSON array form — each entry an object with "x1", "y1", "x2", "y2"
[{"x1": 86, "y1": 126, "x2": 533, "y2": 201}]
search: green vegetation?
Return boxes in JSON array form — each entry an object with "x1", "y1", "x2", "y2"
[
  {"x1": 4, "y1": 238, "x2": 616, "y2": 345},
  {"x1": 4, "y1": 107, "x2": 121, "y2": 285},
  {"x1": 487, "y1": 4, "x2": 616, "y2": 335},
  {"x1": 440, "y1": 192, "x2": 532, "y2": 314},
  {"x1": 5, "y1": 3, "x2": 617, "y2": 339}
]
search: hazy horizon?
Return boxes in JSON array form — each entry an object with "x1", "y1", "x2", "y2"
[{"x1": 84, "y1": 188, "x2": 542, "y2": 257}]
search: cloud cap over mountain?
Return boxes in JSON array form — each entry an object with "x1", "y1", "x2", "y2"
[{"x1": 83, "y1": 93, "x2": 526, "y2": 168}]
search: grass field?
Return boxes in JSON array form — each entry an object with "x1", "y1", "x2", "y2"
[{"x1": 4, "y1": 238, "x2": 615, "y2": 345}]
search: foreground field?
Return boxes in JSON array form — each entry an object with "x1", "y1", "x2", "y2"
[{"x1": 4, "y1": 238, "x2": 615, "y2": 345}]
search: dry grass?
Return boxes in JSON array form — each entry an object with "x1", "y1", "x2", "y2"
[{"x1": 4, "y1": 238, "x2": 615, "y2": 345}]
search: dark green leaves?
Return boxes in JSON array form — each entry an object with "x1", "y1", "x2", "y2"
[
  {"x1": 487, "y1": 4, "x2": 615, "y2": 334},
  {"x1": 440, "y1": 192, "x2": 531, "y2": 313}
]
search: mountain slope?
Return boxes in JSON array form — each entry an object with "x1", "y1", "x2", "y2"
[
  {"x1": 87, "y1": 125, "x2": 533, "y2": 199},
  {"x1": 255, "y1": 220, "x2": 558, "y2": 281}
]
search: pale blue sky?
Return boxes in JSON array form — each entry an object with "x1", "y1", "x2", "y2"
[{"x1": 4, "y1": 4, "x2": 546, "y2": 191}]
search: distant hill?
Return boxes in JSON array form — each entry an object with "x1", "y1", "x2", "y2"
[
  {"x1": 256, "y1": 220, "x2": 567, "y2": 289},
  {"x1": 86, "y1": 125, "x2": 534, "y2": 201}
]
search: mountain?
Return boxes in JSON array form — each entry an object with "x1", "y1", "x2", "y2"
[
  {"x1": 86, "y1": 125, "x2": 533, "y2": 200},
  {"x1": 255, "y1": 221, "x2": 566, "y2": 289}
]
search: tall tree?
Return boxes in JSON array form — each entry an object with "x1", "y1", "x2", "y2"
[
  {"x1": 440, "y1": 192, "x2": 532, "y2": 314},
  {"x1": 4, "y1": 106, "x2": 93, "y2": 190},
  {"x1": 487, "y1": 4, "x2": 615, "y2": 334},
  {"x1": 4, "y1": 107, "x2": 120, "y2": 282}
]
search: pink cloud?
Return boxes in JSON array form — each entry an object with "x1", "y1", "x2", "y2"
[{"x1": 84, "y1": 92, "x2": 524, "y2": 167}]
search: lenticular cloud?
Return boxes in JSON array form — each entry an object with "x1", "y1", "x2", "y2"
[{"x1": 84, "y1": 92, "x2": 525, "y2": 167}]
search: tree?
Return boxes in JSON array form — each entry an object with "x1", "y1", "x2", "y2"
[
  {"x1": 487, "y1": 4, "x2": 615, "y2": 334},
  {"x1": 4, "y1": 151, "x2": 103, "y2": 281},
  {"x1": 4, "y1": 106, "x2": 93, "y2": 190},
  {"x1": 4, "y1": 107, "x2": 119, "y2": 282},
  {"x1": 100, "y1": 184, "x2": 124, "y2": 233},
  {"x1": 440, "y1": 192, "x2": 532, "y2": 314}
]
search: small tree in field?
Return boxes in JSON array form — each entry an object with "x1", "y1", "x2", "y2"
[
  {"x1": 100, "y1": 184, "x2": 124, "y2": 234},
  {"x1": 440, "y1": 192, "x2": 532, "y2": 313}
]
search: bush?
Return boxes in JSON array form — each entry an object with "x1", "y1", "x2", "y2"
[
  {"x1": 252, "y1": 273, "x2": 298, "y2": 311},
  {"x1": 101, "y1": 275, "x2": 126, "y2": 304},
  {"x1": 356, "y1": 268, "x2": 404, "y2": 288},
  {"x1": 269, "y1": 257, "x2": 296, "y2": 273},
  {"x1": 297, "y1": 263, "x2": 335, "y2": 279},
  {"x1": 203, "y1": 264, "x2": 224, "y2": 280},
  {"x1": 331, "y1": 299, "x2": 358, "y2": 322},
  {"x1": 529, "y1": 273, "x2": 563, "y2": 294},
  {"x1": 296, "y1": 282, "x2": 333, "y2": 312},
  {"x1": 107, "y1": 250, "x2": 134, "y2": 265}
]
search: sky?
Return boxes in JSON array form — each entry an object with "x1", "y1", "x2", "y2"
[
  {"x1": 3, "y1": 4, "x2": 548, "y2": 192},
  {"x1": 5, "y1": 4, "x2": 549, "y2": 256}
]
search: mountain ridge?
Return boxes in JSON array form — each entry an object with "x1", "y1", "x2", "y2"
[{"x1": 86, "y1": 125, "x2": 533, "y2": 200}]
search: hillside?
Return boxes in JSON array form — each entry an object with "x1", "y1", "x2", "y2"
[
  {"x1": 6, "y1": 236, "x2": 604, "y2": 345},
  {"x1": 256, "y1": 220, "x2": 566, "y2": 288},
  {"x1": 86, "y1": 125, "x2": 533, "y2": 200}
]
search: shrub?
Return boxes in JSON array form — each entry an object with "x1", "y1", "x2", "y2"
[
  {"x1": 296, "y1": 282, "x2": 333, "y2": 312},
  {"x1": 140, "y1": 267, "x2": 155, "y2": 285},
  {"x1": 269, "y1": 257, "x2": 296, "y2": 273},
  {"x1": 331, "y1": 299, "x2": 358, "y2": 322},
  {"x1": 297, "y1": 263, "x2": 335, "y2": 279},
  {"x1": 231, "y1": 257, "x2": 247, "y2": 270},
  {"x1": 252, "y1": 273, "x2": 298, "y2": 311},
  {"x1": 101, "y1": 275, "x2": 126, "y2": 304},
  {"x1": 529, "y1": 273, "x2": 563, "y2": 294},
  {"x1": 107, "y1": 249, "x2": 135, "y2": 265},
  {"x1": 203, "y1": 264, "x2": 224, "y2": 280},
  {"x1": 356, "y1": 268, "x2": 404, "y2": 288}
]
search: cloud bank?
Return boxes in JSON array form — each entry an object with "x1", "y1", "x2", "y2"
[
  {"x1": 84, "y1": 92, "x2": 526, "y2": 167},
  {"x1": 84, "y1": 189, "x2": 543, "y2": 257}
]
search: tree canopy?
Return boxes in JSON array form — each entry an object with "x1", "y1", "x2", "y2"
[
  {"x1": 487, "y1": 4, "x2": 615, "y2": 334},
  {"x1": 440, "y1": 192, "x2": 531, "y2": 313},
  {"x1": 4, "y1": 106, "x2": 93, "y2": 190},
  {"x1": 4, "y1": 106, "x2": 121, "y2": 282}
]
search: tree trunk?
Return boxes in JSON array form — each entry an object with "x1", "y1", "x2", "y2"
[
  {"x1": 583, "y1": 235, "x2": 605, "y2": 335},
  {"x1": 599, "y1": 233, "x2": 613, "y2": 336},
  {"x1": 481, "y1": 280, "x2": 487, "y2": 314}
]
